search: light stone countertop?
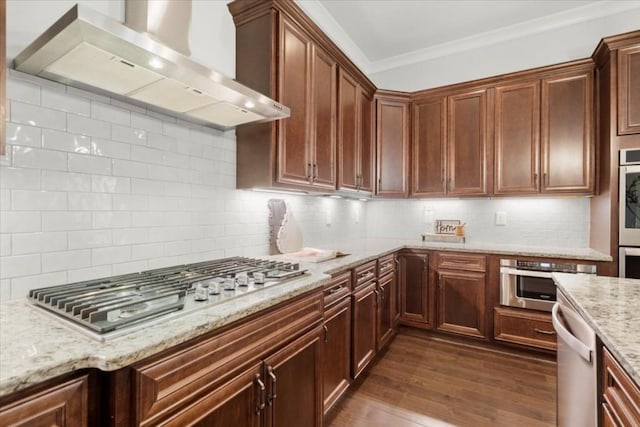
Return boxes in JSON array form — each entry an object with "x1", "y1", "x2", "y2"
[
  {"x1": 553, "y1": 273, "x2": 640, "y2": 386},
  {"x1": 0, "y1": 238, "x2": 611, "y2": 397}
]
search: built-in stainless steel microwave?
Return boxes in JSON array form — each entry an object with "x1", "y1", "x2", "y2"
[{"x1": 619, "y1": 148, "x2": 640, "y2": 278}]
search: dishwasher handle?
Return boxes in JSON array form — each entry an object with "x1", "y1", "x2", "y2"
[{"x1": 552, "y1": 303, "x2": 592, "y2": 363}]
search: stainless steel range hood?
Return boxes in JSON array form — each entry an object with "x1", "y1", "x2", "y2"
[{"x1": 13, "y1": 2, "x2": 289, "y2": 130}]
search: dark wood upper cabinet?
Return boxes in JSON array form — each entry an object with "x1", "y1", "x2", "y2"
[
  {"x1": 359, "y1": 90, "x2": 375, "y2": 192},
  {"x1": 1, "y1": 0, "x2": 5, "y2": 156},
  {"x1": 494, "y1": 81, "x2": 540, "y2": 195},
  {"x1": 618, "y1": 44, "x2": 640, "y2": 135},
  {"x1": 376, "y1": 91, "x2": 410, "y2": 197},
  {"x1": 447, "y1": 89, "x2": 490, "y2": 196},
  {"x1": 541, "y1": 69, "x2": 594, "y2": 194},
  {"x1": 412, "y1": 97, "x2": 447, "y2": 197}
]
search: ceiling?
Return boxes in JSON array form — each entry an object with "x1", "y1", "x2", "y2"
[{"x1": 312, "y1": 0, "x2": 637, "y2": 74}]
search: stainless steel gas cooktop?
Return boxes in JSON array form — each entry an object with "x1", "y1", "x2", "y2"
[{"x1": 27, "y1": 257, "x2": 306, "y2": 341}]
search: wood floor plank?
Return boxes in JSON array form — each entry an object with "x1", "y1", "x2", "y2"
[{"x1": 326, "y1": 330, "x2": 556, "y2": 427}]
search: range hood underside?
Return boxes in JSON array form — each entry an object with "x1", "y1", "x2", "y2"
[{"x1": 13, "y1": 5, "x2": 289, "y2": 130}]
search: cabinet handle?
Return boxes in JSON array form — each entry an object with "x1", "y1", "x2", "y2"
[
  {"x1": 534, "y1": 172, "x2": 538, "y2": 186},
  {"x1": 307, "y1": 163, "x2": 312, "y2": 182},
  {"x1": 313, "y1": 164, "x2": 318, "y2": 180},
  {"x1": 328, "y1": 285, "x2": 344, "y2": 294},
  {"x1": 442, "y1": 178, "x2": 446, "y2": 192},
  {"x1": 447, "y1": 178, "x2": 452, "y2": 193},
  {"x1": 323, "y1": 324, "x2": 329, "y2": 343},
  {"x1": 374, "y1": 288, "x2": 380, "y2": 304},
  {"x1": 380, "y1": 287, "x2": 385, "y2": 302},
  {"x1": 255, "y1": 374, "x2": 266, "y2": 414},
  {"x1": 543, "y1": 172, "x2": 548, "y2": 186},
  {"x1": 267, "y1": 366, "x2": 277, "y2": 405},
  {"x1": 534, "y1": 328, "x2": 556, "y2": 336}
]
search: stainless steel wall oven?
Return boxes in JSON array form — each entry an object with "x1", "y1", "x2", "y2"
[{"x1": 619, "y1": 148, "x2": 640, "y2": 278}]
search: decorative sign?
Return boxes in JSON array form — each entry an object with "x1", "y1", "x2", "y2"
[{"x1": 434, "y1": 220, "x2": 461, "y2": 235}]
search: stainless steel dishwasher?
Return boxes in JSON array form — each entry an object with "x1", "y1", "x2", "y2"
[{"x1": 552, "y1": 291, "x2": 597, "y2": 427}]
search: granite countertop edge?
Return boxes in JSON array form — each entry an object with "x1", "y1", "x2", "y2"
[{"x1": 0, "y1": 239, "x2": 611, "y2": 397}]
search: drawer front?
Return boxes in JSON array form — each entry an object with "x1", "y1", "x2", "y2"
[
  {"x1": 603, "y1": 348, "x2": 640, "y2": 427},
  {"x1": 494, "y1": 307, "x2": 556, "y2": 351},
  {"x1": 133, "y1": 291, "x2": 323, "y2": 426},
  {"x1": 437, "y1": 252, "x2": 486, "y2": 272},
  {"x1": 353, "y1": 260, "x2": 377, "y2": 289},
  {"x1": 377, "y1": 254, "x2": 396, "y2": 277},
  {"x1": 323, "y1": 271, "x2": 351, "y2": 307}
]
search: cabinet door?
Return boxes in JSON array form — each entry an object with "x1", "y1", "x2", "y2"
[
  {"x1": 351, "y1": 281, "x2": 378, "y2": 379},
  {"x1": 359, "y1": 90, "x2": 375, "y2": 192},
  {"x1": 541, "y1": 70, "x2": 594, "y2": 193},
  {"x1": 377, "y1": 272, "x2": 396, "y2": 349},
  {"x1": 311, "y1": 45, "x2": 337, "y2": 189},
  {"x1": 398, "y1": 253, "x2": 431, "y2": 326},
  {"x1": 278, "y1": 17, "x2": 312, "y2": 186},
  {"x1": 0, "y1": 375, "x2": 89, "y2": 427},
  {"x1": 376, "y1": 98, "x2": 409, "y2": 197},
  {"x1": 159, "y1": 364, "x2": 262, "y2": 427},
  {"x1": 322, "y1": 298, "x2": 351, "y2": 414},
  {"x1": 338, "y1": 69, "x2": 359, "y2": 191},
  {"x1": 264, "y1": 326, "x2": 323, "y2": 427},
  {"x1": 618, "y1": 44, "x2": 640, "y2": 135},
  {"x1": 412, "y1": 97, "x2": 447, "y2": 197},
  {"x1": 447, "y1": 89, "x2": 489, "y2": 196},
  {"x1": 436, "y1": 270, "x2": 486, "y2": 339},
  {"x1": 494, "y1": 81, "x2": 540, "y2": 195}
]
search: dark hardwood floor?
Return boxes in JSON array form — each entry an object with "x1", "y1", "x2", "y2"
[{"x1": 326, "y1": 329, "x2": 556, "y2": 427}]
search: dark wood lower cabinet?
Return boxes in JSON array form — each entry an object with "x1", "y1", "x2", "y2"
[
  {"x1": 436, "y1": 270, "x2": 486, "y2": 339},
  {"x1": 322, "y1": 297, "x2": 351, "y2": 414},
  {"x1": 376, "y1": 272, "x2": 395, "y2": 349},
  {"x1": 494, "y1": 307, "x2": 556, "y2": 351},
  {"x1": 398, "y1": 252, "x2": 431, "y2": 327},
  {"x1": 351, "y1": 281, "x2": 378, "y2": 379},
  {"x1": 0, "y1": 374, "x2": 90, "y2": 427}
]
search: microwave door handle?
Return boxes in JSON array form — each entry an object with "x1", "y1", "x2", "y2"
[
  {"x1": 552, "y1": 303, "x2": 592, "y2": 363},
  {"x1": 503, "y1": 268, "x2": 553, "y2": 278}
]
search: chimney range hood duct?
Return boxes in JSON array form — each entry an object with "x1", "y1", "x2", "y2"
[{"x1": 13, "y1": 1, "x2": 289, "y2": 130}]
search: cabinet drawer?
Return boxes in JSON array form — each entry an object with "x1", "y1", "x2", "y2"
[
  {"x1": 353, "y1": 260, "x2": 377, "y2": 289},
  {"x1": 323, "y1": 271, "x2": 351, "y2": 307},
  {"x1": 494, "y1": 307, "x2": 556, "y2": 351},
  {"x1": 602, "y1": 348, "x2": 640, "y2": 427},
  {"x1": 377, "y1": 254, "x2": 396, "y2": 277},
  {"x1": 132, "y1": 291, "x2": 322, "y2": 426},
  {"x1": 437, "y1": 252, "x2": 486, "y2": 272}
]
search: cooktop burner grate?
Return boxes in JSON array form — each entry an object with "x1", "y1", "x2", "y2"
[{"x1": 28, "y1": 257, "x2": 305, "y2": 337}]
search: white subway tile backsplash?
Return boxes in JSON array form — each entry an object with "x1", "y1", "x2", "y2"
[
  {"x1": 131, "y1": 145, "x2": 164, "y2": 165},
  {"x1": 131, "y1": 112, "x2": 163, "y2": 133},
  {"x1": 0, "y1": 234, "x2": 11, "y2": 256},
  {"x1": 41, "y1": 87, "x2": 91, "y2": 116},
  {"x1": 12, "y1": 232, "x2": 67, "y2": 255},
  {"x1": 1, "y1": 210, "x2": 41, "y2": 233},
  {"x1": 131, "y1": 243, "x2": 164, "y2": 261},
  {"x1": 68, "y1": 230, "x2": 112, "y2": 249},
  {"x1": 68, "y1": 265, "x2": 112, "y2": 283},
  {"x1": 42, "y1": 249, "x2": 91, "y2": 272},
  {"x1": 67, "y1": 192, "x2": 112, "y2": 211},
  {"x1": 164, "y1": 241, "x2": 191, "y2": 256},
  {"x1": 92, "y1": 102, "x2": 131, "y2": 126},
  {"x1": 68, "y1": 114, "x2": 111, "y2": 139},
  {"x1": 6, "y1": 123, "x2": 42, "y2": 148},
  {"x1": 0, "y1": 167, "x2": 41, "y2": 190},
  {"x1": 68, "y1": 153, "x2": 112, "y2": 175},
  {"x1": 1, "y1": 254, "x2": 41, "y2": 279},
  {"x1": 43, "y1": 212, "x2": 91, "y2": 231},
  {"x1": 0, "y1": 279, "x2": 10, "y2": 301},
  {"x1": 42, "y1": 171, "x2": 91, "y2": 192},
  {"x1": 11, "y1": 272, "x2": 68, "y2": 299},
  {"x1": 112, "y1": 159, "x2": 149, "y2": 178},
  {"x1": 7, "y1": 79, "x2": 41, "y2": 105},
  {"x1": 91, "y1": 246, "x2": 131, "y2": 266},
  {"x1": 42, "y1": 129, "x2": 91, "y2": 153},
  {"x1": 163, "y1": 122, "x2": 191, "y2": 141},
  {"x1": 148, "y1": 165, "x2": 179, "y2": 182},
  {"x1": 113, "y1": 228, "x2": 150, "y2": 245},
  {"x1": 131, "y1": 212, "x2": 164, "y2": 227},
  {"x1": 112, "y1": 124, "x2": 147, "y2": 145},
  {"x1": 91, "y1": 175, "x2": 131, "y2": 194},
  {"x1": 131, "y1": 179, "x2": 164, "y2": 196},
  {"x1": 12, "y1": 146, "x2": 67, "y2": 171},
  {"x1": 113, "y1": 194, "x2": 149, "y2": 211},
  {"x1": 12, "y1": 190, "x2": 67, "y2": 211},
  {"x1": 11, "y1": 101, "x2": 66, "y2": 130},
  {"x1": 110, "y1": 99, "x2": 146, "y2": 115},
  {"x1": 91, "y1": 138, "x2": 131, "y2": 160},
  {"x1": 92, "y1": 212, "x2": 131, "y2": 229},
  {"x1": 66, "y1": 86, "x2": 110, "y2": 103},
  {"x1": 112, "y1": 260, "x2": 148, "y2": 275}
]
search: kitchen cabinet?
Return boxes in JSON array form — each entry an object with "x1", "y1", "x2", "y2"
[
  {"x1": 376, "y1": 267, "x2": 396, "y2": 349},
  {"x1": 0, "y1": 373, "x2": 91, "y2": 426},
  {"x1": 601, "y1": 347, "x2": 640, "y2": 426},
  {"x1": 435, "y1": 253, "x2": 487, "y2": 339},
  {"x1": 541, "y1": 68, "x2": 594, "y2": 193},
  {"x1": 375, "y1": 91, "x2": 410, "y2": 197},
  {"x1": 130, "y1": 291, "x2": 323, "y2": 426},
  {"x1": 618, "y1": 44, "x2": 640, "y2": 135},
  {"x1": 322, "y1": 272, "x2": 351, "y2": 414},
  {"x1": 398, "y1": 251, "x2": 432, "y2": 328},
  {"x1": 494, "y1": 307, "x2": 556, "y2": 351},
  {"x1": 447, "y1": 89, "x2": 490, "y2": 196},
  {"x1": 411, "y1": 96, "x2": 447, "y2": 197},
  {"x1": 230, "y1": 0, "x2": 375, "y2": 193},
  {"x1": 494, "y1": 80, "x2": 540, "y2": 194},
  {"x1": 1, "y1": 0, "x2": 5, "y2": 156},
  {"x1": 338, "y1": 68, "x2": 374, "y2": 193},
  {"x1": 351, "y1": 261, "x2": 378, "y2": 379}
]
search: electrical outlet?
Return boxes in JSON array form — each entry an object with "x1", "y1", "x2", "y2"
[{"x1": 495, "y1": 211, "x2": 507, "y2": 226}]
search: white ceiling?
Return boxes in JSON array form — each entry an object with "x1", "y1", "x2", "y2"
[{"x1": 303, "y1": 0, "x2": 640, "y2": 74}]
